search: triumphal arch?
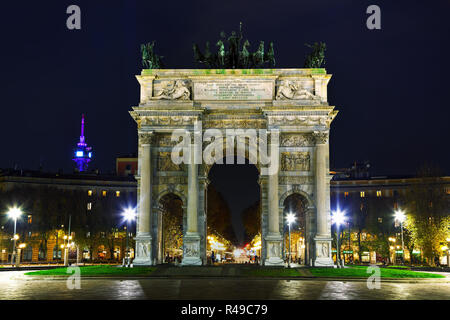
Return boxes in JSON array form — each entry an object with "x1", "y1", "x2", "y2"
[{"x1": 130, "y1": 68, "x2": 338, "y2": 267}]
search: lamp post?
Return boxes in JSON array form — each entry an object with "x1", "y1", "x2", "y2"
[
  {"x1": 7, "y1": 207, "x2": 22, "y2": 267},
  {"x1": 122, "y1": 208, "x2": 136, "y2": 267},
  {"x1": 285, "y1": 213, "x2": 296, "y2": 268},
  {"x1": 17, "y1": 243, "x2": 26, "y2": 267},
  {"x1": 331, "y1": 208, "x2": 346, "y2": 268},
  {"x1": 388, "y1": 237, "x2": 396, "y2": 265},
  {"x1": 63, "y1": 235, "x2": 69, "y2": 266},
  {"x1": 394, "y1": 209, "x2": 406, "y2": 265}
]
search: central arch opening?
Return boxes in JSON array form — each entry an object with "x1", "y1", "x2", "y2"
[
  {"x1": 158, "y1": 193, "x2": 183, "y2": 264},
  {"x1": 207, "y1": 155, "x2": 260, "y2": 264},
  {"x1": 282, "y1": 193, "x2": 309, "y2": 265}
]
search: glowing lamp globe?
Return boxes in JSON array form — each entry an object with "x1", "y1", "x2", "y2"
[
  {"x1": 394, "y1": 209, "x2": 406, "y2": 223},
  {"x1": 7, "y1": 207, "x2": 22, "y2": 220},
  {"x1": 123, "y1": 208, "x2": 136, "y2": 222},
  {"x1": 331, "y1": 209, "x2": 346, "y2": 226},
  {"x1": 286, "y1": 213, "x2": 296, "y2": 225}
]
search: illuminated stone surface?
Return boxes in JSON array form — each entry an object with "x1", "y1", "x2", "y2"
[
  {"x1": 130, "y1": 69, "x2": 338, "y2": 266},
  {"x1": 1, "y1": 271, "x2": 449, "y2": 300}
]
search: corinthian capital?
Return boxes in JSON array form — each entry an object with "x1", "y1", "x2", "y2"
[
  {"x1": 139, "y1": 132, "x2": 154, "y2": 145},
  {"x1": 312, "y1": 131, "x2": 329, "y2": 144}
]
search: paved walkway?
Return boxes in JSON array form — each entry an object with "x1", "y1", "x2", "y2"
[{"x1": 1, "y1": 270, "x2": 449, "y2": 300}]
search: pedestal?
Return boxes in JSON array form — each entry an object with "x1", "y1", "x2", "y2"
[
  {"x1": 182, "y1": 233, "x2": 202, "y2": 266},
  {"x1": 133, "y1": 234, "x2": 153, "y2": 266},
  {"x1": 314, "y1": 237, "x2": 334, "y2": 267},
  {"x1": 264, "y1": 234, "x2": 284, "y2": 266}
]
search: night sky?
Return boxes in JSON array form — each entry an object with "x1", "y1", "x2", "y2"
[{"x1": 1, "y1": 1, "x2": 449, "y2": 237}]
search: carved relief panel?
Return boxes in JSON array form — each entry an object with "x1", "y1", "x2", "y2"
[
  {"x1": 281, "y1": 152, "x2": 310, "y2": 171},
  {"x1": 184, "y1": 242, "x2": 199, "y2": 257},
  {"x1": 275, "y1": 80, "x2": 319, "y2": 100},
  {"x1": 157, "y1": 152, "x2": 183, "y2": 171},
  {"x1": 280, "y1": 134, "x2": 315, "y2": 147},
  {"x1": 152, "y1": 80, "x2": 191, "y2": 100}
]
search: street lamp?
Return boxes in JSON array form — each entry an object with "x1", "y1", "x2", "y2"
[
  {"x1": 394, "y1": 209, "x2": 406, "y2": 265},
  {"x1": 16, "y1": 243, "x2": 26, "y2": 267},
  {"x1": 285, "y1": 213, "x2": 296, "y2": 268},
  {"x1": 332, "y1": 208, "x2": 346, "y2": 268},
  {"x1": 7, "y1": 207, "x2": 22, "y2": 267},
  {"x1": 122, "y1": 207, "x2": 136, "y2": 267}
]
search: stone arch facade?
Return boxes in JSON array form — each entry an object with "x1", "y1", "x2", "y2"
[
  {"x1": 131, "y1": 68, "x2": 338, "y2": 267},
  {"x1": 279, "y1": 188, "x2": 314, "y2": 209}
]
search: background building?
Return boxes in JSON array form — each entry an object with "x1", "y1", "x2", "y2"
[
  {"x1": 330, "y1": 163, "x2": 450, "y2": 266},
  {"x1": 0, "y1": 163, "x2": 137, "y2": 264}
]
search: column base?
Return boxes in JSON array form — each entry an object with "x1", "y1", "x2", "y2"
[
  {"x1": 264, "y1": 233, "x2": 284, "y2": 266},
  {"x1": 182, "y1": 233, "x2": 203, "y2": 266},
  {"x1": 313, "y1": 237, "x2": 334, "y2": 267},
  {"x1": 181, "y1": 256, "x2": 202, "y2": 266},
  {"x1": 264, "y1": 257, "x2": 284, "y2": 266},
  {"x1": 133, "y1": 234, "x2": 153, "y2": 266}
]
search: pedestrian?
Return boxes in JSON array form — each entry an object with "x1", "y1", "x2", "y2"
[
  {"x1": 434, "y1": 256, "x2": 440, "y2": 267},
  {"x1": 211, "y1": 251, "x2": 215, "y2": 264}
]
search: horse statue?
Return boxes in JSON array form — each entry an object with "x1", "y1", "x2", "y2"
[
  {"x1": 252, "y1": 41, "x2": 265, "y2": 67},
  {"x1": 265, "y1": 42, "x2": 275, "y2": 67},
  {"x1": 141, "y1": 41, "x2": 163, "y2": 69},
  {"x1": 304, "y1": 42, "x2": 326, "y2": 68},
  {"x1": 216, "y1": 40, "x2": 225, "y2": 66},
  {"x1": 240, "y1": 40, "x2": 251, "y2": 68}
]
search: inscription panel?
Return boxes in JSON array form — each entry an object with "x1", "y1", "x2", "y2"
[{"x1": 193, "y1": 80, "x2": 273, "y2": 100}]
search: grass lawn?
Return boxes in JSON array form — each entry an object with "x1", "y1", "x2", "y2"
[
  {"x1": 310, "y1": 266, "x2": 444, "y2": 278},
  {"x1": 25, "y1": 265, "x2": 156, "y2": 277},
  {"x1": 384, "y1": 265, "x2": 410, "y2": 269},
  {"x1": 241, "y1": 268, "x2": 301, "y2": 277}
]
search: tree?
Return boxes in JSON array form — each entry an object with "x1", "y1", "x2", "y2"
[
  {"x1": 207, "y1": 186, "x2": 236, "y2": 244},
  {"x1": 242, "y1": 201, "x2": 260, "y2": 244},
  {"x1": 160, "y1": 194, "x2": 183, "y2": 256},
  {"x1": 404, "y1": 164, "x2": 449, "y2": 266},
  {"x1": 365, "y1": 196, "x2": 396, "y2": 264},
  {"x1": 402, "y1": 223, "x2": 417, "y2": 264}
]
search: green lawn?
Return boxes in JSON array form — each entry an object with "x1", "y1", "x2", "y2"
[
  {"x1": 310, "y1": 266, "x2": 444, "y2": 278},
  {"x1": 23, "y1": 265, "x2": 445, "y2": 279},
  {"x1": 25, "y1": 265, "x2": 156, "y2": 277}
]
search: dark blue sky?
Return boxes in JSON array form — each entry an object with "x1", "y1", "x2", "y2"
[{"x1": 1, "y1": 0, "x2": 449, "y2": 176}]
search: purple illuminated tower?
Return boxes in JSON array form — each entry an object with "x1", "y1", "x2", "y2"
[{"x1": 72, "y1": 114, "x2": 93, "y2": 172}]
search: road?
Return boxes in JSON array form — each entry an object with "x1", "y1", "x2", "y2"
[{"x1": 0, "y1": 271, "x2": 449, "y2": 300}]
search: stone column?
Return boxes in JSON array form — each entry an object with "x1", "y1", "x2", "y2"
[
  {"x1": 133, "y1": 132, "x2": 153, "y2": 266},
  {"x1": 135, "y1": 75, "x2": 155, "y2": 104},
  {"x1": 264, "y1": 132, "x2": 283, "y2": 266},
  {"x1": 182, "y1": 143, "x2": 202, "y2": 265},
  {"x1": 312, "y1": 131, "x2": 334, "y2": 267}
]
